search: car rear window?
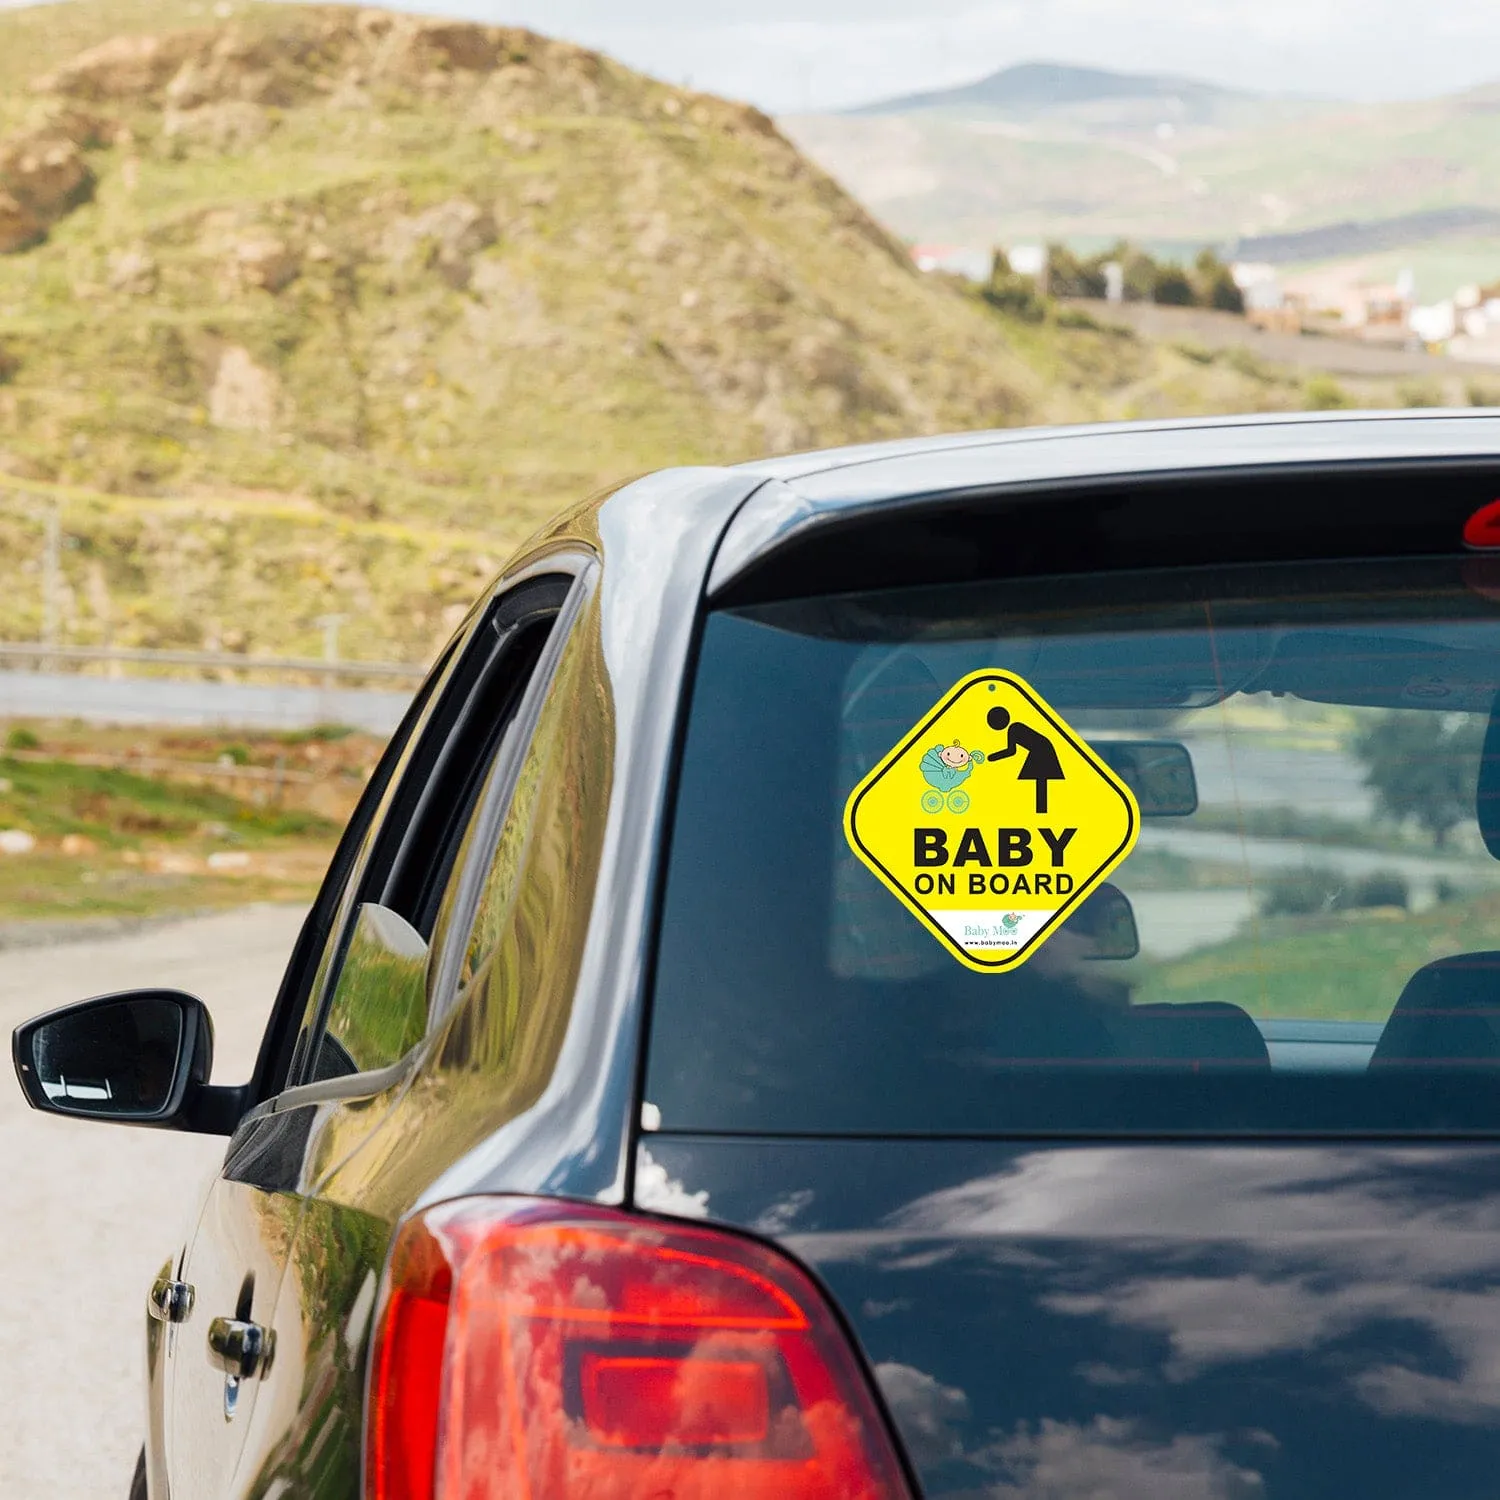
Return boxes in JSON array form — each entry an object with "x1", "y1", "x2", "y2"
[{"x1": 646, "y1": 557, "x2": 1500, "y2": 1135}]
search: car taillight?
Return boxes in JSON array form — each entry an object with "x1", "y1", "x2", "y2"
[{"x1": 366, "y1": 1197, "x2": 913, "y2": 1500}]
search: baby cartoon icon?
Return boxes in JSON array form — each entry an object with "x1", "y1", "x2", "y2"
[{"x1": 919, "y1": 739, "x2": 986, "y2": 813}]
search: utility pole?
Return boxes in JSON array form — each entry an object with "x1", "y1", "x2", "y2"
[{"x1": 315, "y1": 613, "x2": 348, "y2": 693}]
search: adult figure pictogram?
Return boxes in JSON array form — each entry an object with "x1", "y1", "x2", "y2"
[{"x1": 987, "y1": 705, "x2": 1065, "y2": 813}]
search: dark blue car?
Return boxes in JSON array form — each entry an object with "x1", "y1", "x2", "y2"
[{"x1": 19, "y1": 409, "x2": 1500, "y2": 1499}]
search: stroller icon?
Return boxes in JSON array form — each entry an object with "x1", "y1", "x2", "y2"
[{"x1": 919, "y1": 740, "x2": 986, "y2": 813}]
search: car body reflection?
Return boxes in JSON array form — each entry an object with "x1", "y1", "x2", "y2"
[{"x1": 640, "y1": 1139, "x2": 1500, "y2": 1496}]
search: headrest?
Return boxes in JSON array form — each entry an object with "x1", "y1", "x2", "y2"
[
  {"x1": 1370, "y1": 951, "x2": 1500, "y2": 1067},
  {"x1": 1122, "y1": 1001, "x2": 1270, "y2": 1066}
]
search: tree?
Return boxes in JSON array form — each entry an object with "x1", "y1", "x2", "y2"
[
  {"x1": 1353, "y1": 711, "x2": 1486, "y2": 847},
  {"x1": 1193, "y1": 249, "x2": 1245, "y2": 313},
  {"x1": 984, "y1": 248, "x2": 1047, "y2": 322},
  {"x1": 1151, "y1": 261, "x2": 1196, "y2": 306},
  {"x1": 1044, "y1": 243, "x2": 1106, "y2": 299}
]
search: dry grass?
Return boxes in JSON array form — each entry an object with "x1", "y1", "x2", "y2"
[{"x1": 0, "y1": 2, "x2": 1423, "y2": 661}]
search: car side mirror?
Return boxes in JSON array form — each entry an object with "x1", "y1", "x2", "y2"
[
  {"x1": 12, "y1": 989, "x2": 213, "y2": 1127},
  {"x1": 1092, "y1": 739, "x2": 1198, "y2": 817}
]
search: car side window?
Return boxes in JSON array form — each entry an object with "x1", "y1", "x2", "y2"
[
  {"x1": 243, "y1": 638, "x2": 460, "y2": 1103},
  {"x1": 418, "y1": 571, "x2": 610, "y2": 1105},
  {"x1": 292, "y1": 573, "x2": 575, "y2": 1089}
]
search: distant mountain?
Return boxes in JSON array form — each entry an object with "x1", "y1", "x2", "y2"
[
  {"x1": 782, "y1": 60, "x2": 1500, "y2": 298},
  {"x1": 1231, "y1": 207, "x2": 1500, "y2": 265},
  {"x1": 848, "y1": 61, "x2": 1255, "y2": 121}
]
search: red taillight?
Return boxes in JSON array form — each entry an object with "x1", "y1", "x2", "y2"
[
  {"x1": 365, "y1": 1198, "x2": 912, "y2": 1500},
  {"x1": 1464, "y1": 498, "x2": 1500, "y2": 550},
  {"x1": 580, "y1": 1353, "x2": 772, "y2": 1448}
]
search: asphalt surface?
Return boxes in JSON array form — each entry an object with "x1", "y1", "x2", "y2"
[
  {"x1": 1084, "y1": 300, "x2": 1488, "y2": 378},
  {"x1": 0, "y1": 905, "x2": 305, "y2": 1500},
  {"x1": 0, "y1": 670, "x2": 411, "y2": 732}
]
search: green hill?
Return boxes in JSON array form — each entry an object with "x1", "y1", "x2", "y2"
[{"x1": 0, "y1": 6, "x2": 1424, "y2": 662}]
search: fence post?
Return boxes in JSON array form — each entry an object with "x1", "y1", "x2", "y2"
[
  {"x1": 315, "y1": 613, "x2": 348, "y2": 695},
  {"x1": 40, "y1": 498, "x2": 60, "y2": 673}
]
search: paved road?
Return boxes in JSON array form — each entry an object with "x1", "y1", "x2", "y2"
[
  {"x1": 0, "y1": 670, "x2": 411, "y2": 732},
  {"x1": 0, "y1": 906, "x2": 305, "y2": 1500},
  {"x1": 1084, "y1": 299, "x2": 1488, "y2": 379}
]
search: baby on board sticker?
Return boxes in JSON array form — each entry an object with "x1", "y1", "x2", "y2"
[
  {"x1": 918, "y1": 707, "x2": 1066, "y2": 815},
  {"x1": 919, "y1": 740, "x2": 985, "y2": 813}
]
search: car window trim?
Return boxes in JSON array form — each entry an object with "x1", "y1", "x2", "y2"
[
  {"x1": 261, "y1": 552, "x2": 597, "y2": 1109},
  {"x1": 235, "y1": 634, "x2": 465, "y2": 1113},
  {"x1": 361, "y1": 577, "x2": 574, "y2": 940},
  {"x1": 275, "y1": 637, "x2": 477, "y2": 1093},
  {"x1": 425, "y1": 557, "x2": 601, "y2": 1031}
]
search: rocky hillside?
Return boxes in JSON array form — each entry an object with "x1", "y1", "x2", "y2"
[{"x1": 0, "y1": 3, "x2": 1378, "y2": 662}]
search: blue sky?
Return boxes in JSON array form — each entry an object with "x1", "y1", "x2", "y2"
[{"x1": 388, "y1": 0, "x2": 1500, "y2": 113}]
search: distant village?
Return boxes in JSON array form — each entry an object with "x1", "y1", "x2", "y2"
[{"x1": 911, "y1": 242, "x2": 1500, "y2": 364}]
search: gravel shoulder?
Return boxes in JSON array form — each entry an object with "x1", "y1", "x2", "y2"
[{"x1": 0, "y1": 904, "x2": 305, "y2": 1500}]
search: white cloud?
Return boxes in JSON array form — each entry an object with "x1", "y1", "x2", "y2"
[
  {"x1": 873, "y1": 1362, "x2": 971, "y2": 1466},
  {"x1": 397, "y1": 0, "x2": 1500, "y2": 111},
  {"x1": 800, "y1": 1149, "x2": 1500, "y2": 1427},
  {"x1": 979, "y1": 1415, "x2": 1267, "y2": 1499},
  {"x1": 11, "y1": 0, "x2": 1496, "y2": 112}
]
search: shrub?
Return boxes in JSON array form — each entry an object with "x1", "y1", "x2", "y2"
[
  {"x1": 1346, "y1": 871, "x2": 1409, "y2": 910},
  {"x1": 1044, "y1": 243, "x2": 1107, "y2": 299},
  {"x1": 1397, "y1": 380, "x2": 1443, "y2": 409},
  {"x1": 1172, "y1": 340, "x2": 1217, "y2": 365},
  {"x1": 280, "y1": 722, "x2": 356, "y2": 744},
  {"x1": 5, "y1": 726, "x2": 40, "y2": 751},
  {"x1": 1193, "y1": 249, "x2": 1245, "y2": 313},
  {"x1": 1261, "y1": 867, "x2": 1344, "y2": 917},
  {"x1": 1152, "y1": 262, "x2": 1196, "y2": 306},
  {"x1": 1260, "y1": 866, "x2": 1410, "y2": 918},
  {"x1": 1304, "y1": 375, "x2": 1351, "y2": 410},
  {"x1": 1054, "y1": 305, "x2": 1104, "y2": 331},
  {"x1": 984, "y1": 252, "x2": 1048, "y2": 322}
]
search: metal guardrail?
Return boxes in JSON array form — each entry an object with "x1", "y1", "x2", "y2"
[{"x1": 0, "y1": 642, "x2": 427, "y2": 681}]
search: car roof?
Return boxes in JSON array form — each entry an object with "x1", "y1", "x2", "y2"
[
  {"x1": 732, "y1": 409, "x2": 1500, "y2": 492},
  {"x1": 708, "y1": 408, "x2": 1500, "y2": 593}
]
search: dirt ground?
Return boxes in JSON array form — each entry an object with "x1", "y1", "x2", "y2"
[{"x1": 0, "y1": 905, "x2": 305, "y2": 1500}]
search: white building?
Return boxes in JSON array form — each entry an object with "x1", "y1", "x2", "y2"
[
  {"x1": 1006, "y1": 244, "x2": 1046, "y2": 278},
  {"x1": 910, "y1": 245, "x2": 991, "y2": 282}
]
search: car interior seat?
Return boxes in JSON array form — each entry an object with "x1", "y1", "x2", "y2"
[
  {"x1": 1116, "y1": 1001, "x2": 1271, "y2": 1068},
  {"x1": 1368, "y1": 952, "x2": 1500, "y2": 1067}
]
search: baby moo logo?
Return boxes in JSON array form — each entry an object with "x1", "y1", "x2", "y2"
[{"x1": 843, "y1": 670, "x2": 1139, "y2": 972}]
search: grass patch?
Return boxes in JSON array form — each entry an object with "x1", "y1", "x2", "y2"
[
  {"x1": 0, "y1": 847, "x2": 331, "y2": 924},
  {"x1": 0, "y1": 722, "x2": 377, "y2": 921},
  {"x1": 1190, "y1": 802, "x2": 1459, "y2": 857},
  {"x1": 1133, "y1": 888, "x2": 1500, "y2": 1021},
  {"x1": 0, "y1": 755, "x2": 333, "y2": 846}
]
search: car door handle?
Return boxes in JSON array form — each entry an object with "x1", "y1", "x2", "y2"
[
  {"x1": 147, "y1": 1277, "x2": 195, "y2": 1325},
  {"x1": 207, "y1": 1316, "x2": 275, "y2": 1380}
]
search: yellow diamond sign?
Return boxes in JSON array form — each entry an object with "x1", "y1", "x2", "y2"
[{"x1": 843, "y1": 670, "x2": 1140, "y2": 972}]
